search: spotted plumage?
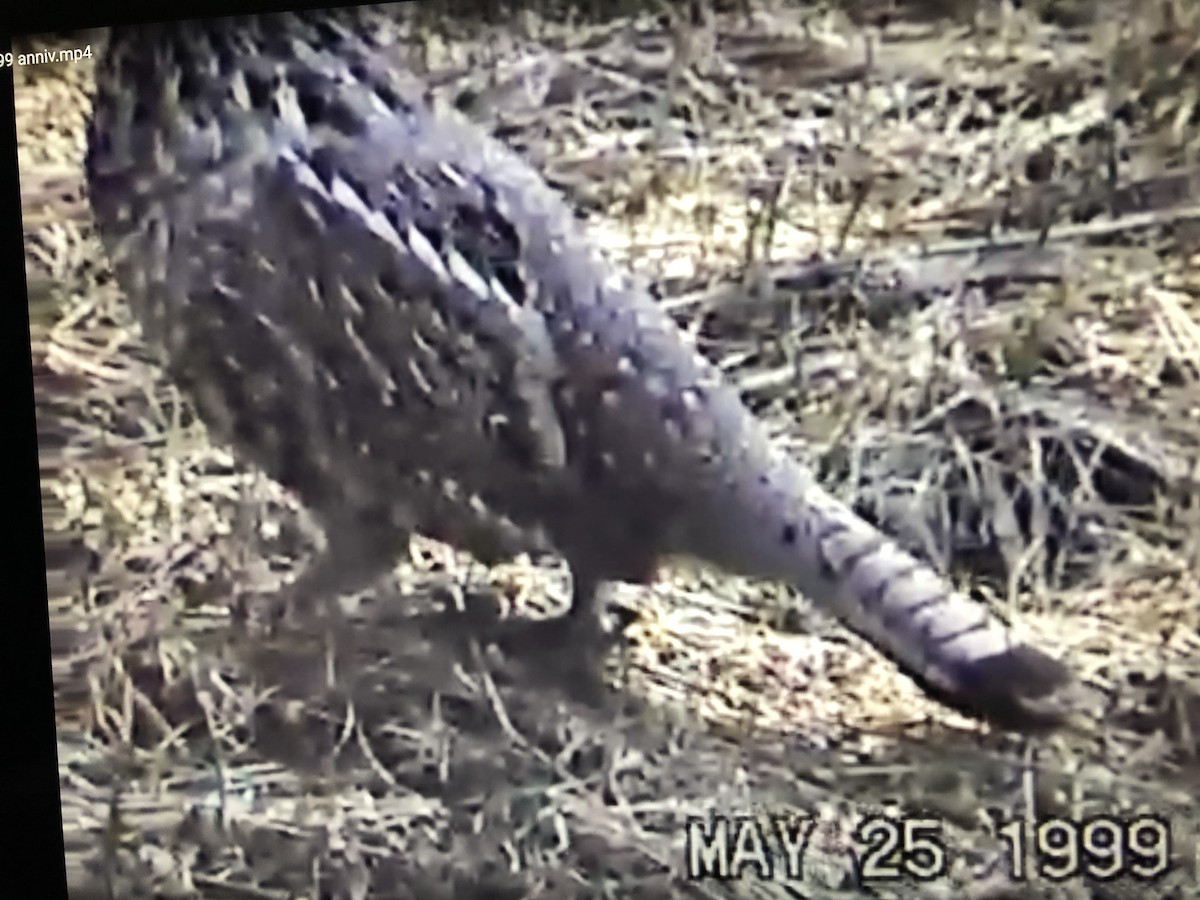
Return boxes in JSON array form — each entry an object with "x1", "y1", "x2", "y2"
[{"x1": 86, "y1": 8, "x2": 1083, "y2": 729}]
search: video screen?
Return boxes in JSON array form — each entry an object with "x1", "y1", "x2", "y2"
[{"x1": 17, "y1": 2, "x2": 1198, "y2": 896}]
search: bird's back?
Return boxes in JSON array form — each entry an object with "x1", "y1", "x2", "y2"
[{"x1": 87, "y1": 13, "x2": 742, "y2": 577}]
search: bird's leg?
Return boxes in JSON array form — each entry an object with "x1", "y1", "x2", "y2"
[
  {"x1": 444, "y1": 565, "x2": 618, "y2": 705},
  {"x1": 526, "y1": 569, "x2": 625, "y2": 697},
  {"x1": 567, "y1": 572, "x2": 635, "y2": 691},
  {"x1": 489, "y1": 567, "x2": 609, "y2": 649},
  {"x1": 563, "y1": 568, "x2": 623, "y2": 654},
  {"x1": 291, "y1": 529, "x2": 407, "y2": 619},
  {"x1": 235, "y1": 507, "x2": 410, "y2": 633}
]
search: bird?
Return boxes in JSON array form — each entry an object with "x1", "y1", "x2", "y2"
[{"x1": 85, "y1": 7, "x2": 1081, "y2": 731}]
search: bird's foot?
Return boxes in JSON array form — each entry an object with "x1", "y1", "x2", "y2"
[
  {"x1": 499, "y1": 613, "x2": 619, "y2": 707},
  {"x1": 434, "y1": 601, "x2": 621, "y2": 707}
]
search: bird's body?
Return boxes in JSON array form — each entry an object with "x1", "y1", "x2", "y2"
[{"x1": 86, "y1": 8, "x2": 1078, "y2": 729}]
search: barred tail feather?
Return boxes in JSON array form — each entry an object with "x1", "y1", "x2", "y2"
[
  {"x1": 683, "y1": 415, "x2": 1081, "y2": 730},
  {"x1": 808, "y1": 494, "x2": 1075, "y2": 729}
]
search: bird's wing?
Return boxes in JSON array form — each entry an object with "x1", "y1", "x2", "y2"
[{"x1": 245, "y1": 123, "x2": 570, "y2": 482}]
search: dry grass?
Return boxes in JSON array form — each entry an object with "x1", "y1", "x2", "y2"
[{"x1": 23, "y1": 1, "x2": 1200, "y2": 897}]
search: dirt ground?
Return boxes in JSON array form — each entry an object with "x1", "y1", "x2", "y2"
[{"x1": 21, "y1": 1, "x2": 1200, "y2": 897}]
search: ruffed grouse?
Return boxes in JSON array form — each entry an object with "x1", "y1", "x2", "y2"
[{"x1": 85, "y1": 7, "x2": 1081, "y2": 729}]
